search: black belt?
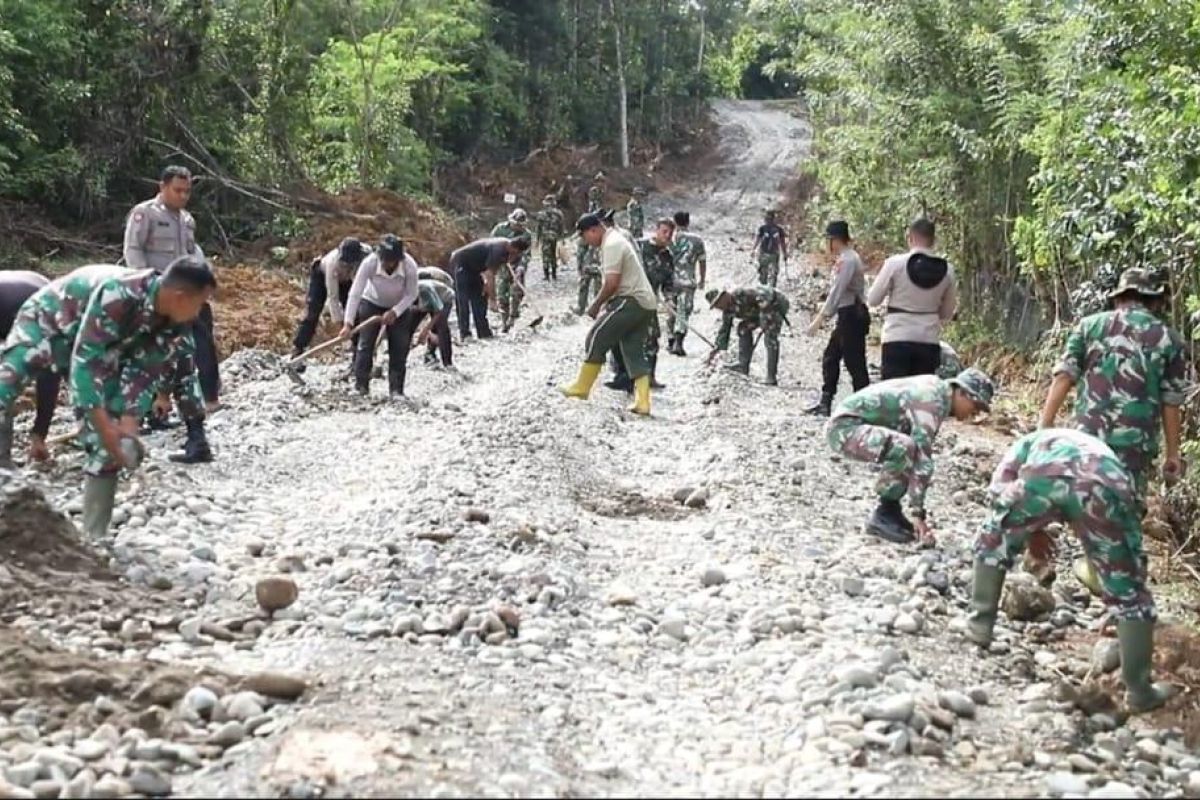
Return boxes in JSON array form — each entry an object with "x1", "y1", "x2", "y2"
[{"x1": 886, "y1": 307, "x2": 937, "y2": 315}]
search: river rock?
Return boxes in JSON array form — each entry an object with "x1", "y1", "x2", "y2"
[{"x1": 255, "y1": 576, "x2": 299, "y2": 612}]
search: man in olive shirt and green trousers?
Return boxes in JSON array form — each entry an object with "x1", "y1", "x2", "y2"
[{"x1": 559, "y1": 213, "x2": 658, "y2": 415}]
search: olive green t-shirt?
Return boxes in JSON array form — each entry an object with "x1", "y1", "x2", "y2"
[{"x1": 602, "y1": 229, "x2": 657, "y2": 311}]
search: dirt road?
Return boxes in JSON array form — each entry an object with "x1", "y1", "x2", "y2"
[{"x1": 5, "y1": 101, "x2": 1193, "y2": 799}]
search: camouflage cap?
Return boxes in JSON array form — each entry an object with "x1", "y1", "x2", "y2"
[
  {"x1": 543, "y1": 194, "x2": 556, "y2": 205},
  {"x1": 948, "y1": 367, "x2": 995, "y2": 411},
  {"x1": 508, "y1": 208, "x2": 528, "y2": 225},
  {"x1": 1108, "y1": 267, "x2": 1165, "y2": 299},
  {"x1": 705, "y1": 287, "x2": 730, "y2": 307},
  {"x1": 632, "y1": 186, "x2": 646, "y2": 196}
]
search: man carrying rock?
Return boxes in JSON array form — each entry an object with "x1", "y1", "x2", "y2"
[
  {"x1": 449, "y1": 235, "x2": 531, "y2": 340},
  {"x1": 559, "y1": 213, "x2": 658, "y2": 415},
  {"x1": 866, "y1": 218, "x2": 958, "y2": 380},
  {"x1": 341, "y1": 235, "x2": 420, "y2": 399},
  {"x1": 123, "y1": 165, "x2": 221, "y2": 464},
  {"x1": 805, "y1": 220, "x2": 869, "y2": 416},
  {"x1": 491, "y1": 209, "x2": 532, "y2": 332},
  {"x1": 536, "y1": 194, "x2": 566, "y2": 282},
  {"x1": 704, "y1": 285, "x2": 790, "y2": 386},
  {"x1": 290, "y1": 237, "x2": 368, "y2": 371},
  {"x1": 825, "y1": 368, "x2": 994, "y2": 544},
  {"x1": 0, "y1": 270, "x2": 57, "y2": 467},
  {"x1": 750, "y1": 209, "x2": 788, "y2": 287},
  {"x1": 966, "y1": 428, "x2": 1171, "y2": 713},
  {"x1": 666, "y1": 211, "x2": 706, "y2": 356},
  {"x1": 1038, "y1": 268, "x2": 1188, "y2": 596},
  {"x1": 627, "y1": 187, "x2": 647, "y2": 238},
  {"x1": 0, "y1": 259, "x2": 215, "y2": 537}
]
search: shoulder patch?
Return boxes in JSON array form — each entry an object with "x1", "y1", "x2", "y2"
[{"x1": 133, "y1": 211, "x2": 145, "y2": 223}]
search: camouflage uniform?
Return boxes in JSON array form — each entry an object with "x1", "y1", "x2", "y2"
[
  {"x1": 668, "y1": 232, "x2": 706, "y2": 336},
  {"x1": 491, "y1": 221, "x2": 530, "y2": 328},
  {"x1": 825, "y1": 375, "x2": 951, "y2": 519},
  {"x1": 976, "y1": 428, "x2": 1155, "y2": 620},
  {"x1": 536, "y1": 204, "x2": 566, "y2": 281},
  {"x1": 627, "y1": 199, "x2": 645, "y2": 238},
  {"x1": 638, "y1": 237, "x2": 675, "y2": 361},
  {"x1": 713, "y1": 286, "x2": 789, "y2": 382},
  {"x1": 576, "y1": 238, "x2": 602, "y2": 314},
  {"x1": 1055, "y1": 302, "x2": 1188, "y2": 511},
  {"x1": 0, "y1": 267, "x2": 201, "y2": 475},
  {"x1": 587, "y1": 185, "x2": 604, "y2": 213}
]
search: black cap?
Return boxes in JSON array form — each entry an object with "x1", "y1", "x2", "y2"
[
  {"x1": 824, "y1": 220, "x2": 850, "y2": 241},
  {"x1": 378, "y1": 233, "x2": 405, "y2": 261},
  {"x1": 576, "y1": 213, "x2": 603, "y2": 233},
  {"x1": 339, "y1": 237, "x2": 367, "y2": 264},
  {"x1": 601, "y1": 208, "x2": 617, "y2": 225}
]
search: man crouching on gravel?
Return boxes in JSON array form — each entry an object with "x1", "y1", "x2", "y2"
[
  {"x1": 825, "y1": 369, "x2": 994, "y2": 545},
  {"x1": 966, "y1": 428, "x2": 1171, "y2": 713},
  {"x1": 559, "y1": 213, "x2": 658, "y2": 415},
  {"x1": 0, "y1": 259, "x2": 215, "y2": 537}
]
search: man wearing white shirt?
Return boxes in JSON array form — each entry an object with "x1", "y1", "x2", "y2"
[
  {"x1": 291, "y1": 237, "x2": 368, "y2": 371},
  {"x1": 341, "y1": 234, "x2": 420, "y2": 398},
  {"x1": 866, "y1": 218, "x2": 958, "y2": 380}
]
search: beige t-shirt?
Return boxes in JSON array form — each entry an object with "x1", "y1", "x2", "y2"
[{"x1": 602, "y1": 229, "x2": 657, "y2": 310}]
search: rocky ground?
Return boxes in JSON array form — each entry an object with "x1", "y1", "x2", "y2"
[{"x1": 2, "y1": 99, "x2": 1200, "y2": 799}]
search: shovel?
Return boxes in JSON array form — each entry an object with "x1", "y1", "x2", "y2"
[
  {"x1": 284, "y1": 315, "x2": 381, "y2": 386},
  {"x1": 504, "y1": 263, "x2": 545, "y2": 330}
]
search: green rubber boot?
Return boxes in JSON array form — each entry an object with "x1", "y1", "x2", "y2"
[
  {"x1": 81, "y1": 474, "x2": 118, "y2": 539},
  {"x1": 0, "y1": 410, "x2": 14, "y2": 469},
  {"x1": 1117, "y1": 619, "x2": 1173, "y2": 713},
  {"x1": 966, "y1": 560, "x2": 1006, "y2": 647}
]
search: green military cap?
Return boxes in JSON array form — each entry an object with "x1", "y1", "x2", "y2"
[
  {"x1": 1109, "y1": 268, "x2": 1165, "y2": 299},
  {"x1": 543, "y1": 194, "x2": 556, "y2": 205},
  {"x1": 705, "y1": 287, "x2": 730, "y2": 307},
  {"x1": 949, "y1": 367, "x2": 995, "y2": 411}
]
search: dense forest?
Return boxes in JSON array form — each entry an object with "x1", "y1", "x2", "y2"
[{"x1": 3, "y1": 0, "x2": 1200, "y2": 344}]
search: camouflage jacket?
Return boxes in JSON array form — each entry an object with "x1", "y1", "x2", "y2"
[
  {"x1": 536, "y1": 207, "x2": 565, "y2": 241},
  {"x1": 670, "y1": 231, "x2": 707, "y2": 289},
  {"x1": 938, "y1": 341, "x2": 962, "y2": 379},
  {"x1": 637, "y1": 238, "x2": 675, "y2": 295},
  {"x1": 714, "y1": 287, "x2": 790, "y2": 350},
  {"x1": 72, "y1": 271, "x2": 201, "y2": 415},
  {"x1": 991, "y1": 428, "x2": 1134, "y2": 506},
  {"x1": 831, "y1": 375, "x2": 952, "y2": 514},
  {"x1": 1054, "y1": 303, "x2": 1189, "y2": 473},
  {"x1": 587, "y1": 185, "x2": 603, "y2": 213},
  {"x1": 627, "y1": 200, "x2": 645, "y2": 233}
]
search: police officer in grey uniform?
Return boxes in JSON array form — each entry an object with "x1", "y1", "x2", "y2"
[{"x1": 123, "y1": 165, "x2": 217, "y2": 463}]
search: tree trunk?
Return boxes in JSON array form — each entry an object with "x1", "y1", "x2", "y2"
[
  {"x1": 605, "y1": 0, "x2": 630, "y2": 168},
  {"x1": 695, "y1": 3, "x2": 706, "y2": 118}
]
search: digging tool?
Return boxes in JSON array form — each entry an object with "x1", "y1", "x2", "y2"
[
  {"x1": 504, "y1": 263, "x2": 545, "y2": 330},
  {"x1": 658, "y1": 296, "x2": 717, "y2": 351},
  {"x1": 284, "y1": 315, "x2": 380, "y2": 386},
  {"x1": 47, "y1": 428, "x2": 81, "y2": 446}
]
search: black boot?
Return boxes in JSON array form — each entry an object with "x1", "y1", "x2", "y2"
[
  {"x1": 289, "y1": 349, "x2": 308, "y2": 375},
  {"x1": 865, "y1": 499, "x2": 915, "y2": 544},
  {"x1": 0, "y1": 411, "x2": 13, "y2": 469},
  {"x1": 765, "y1": 346, "x2": 780, "y2": 386},
  {"x1": 726, "y1": 331, "x2": 753, "y2": 375},
  {"x1": 675, "y1": 333, "x2": 687, "y2": 357},
  {"x1": 605, "y1": 372, "x2": 634, "y2": 393},
  {"x1": 169, "y1": 418, "x2": 213, "y2": 464},
  {"x1": 388, "y1": 368, "x2": 406, "y2": 398},
  {"x1": 649, "y1": 354, "x2": 665, "y2": 390},
  {"x1": 805, "y1": 392, "x2": 833, "y2": 417}
]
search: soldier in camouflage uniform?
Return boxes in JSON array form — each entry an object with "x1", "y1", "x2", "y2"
[
  {"x1": 491, "y1": 209, "x2": 533, "y2": 332},
  {"x1": 751, "y1": 209, "x2": 789, "y2": 287},
  {"x1": 1039, "y1": 268, "x2": 1189, "y2": 595},
  {"x1": 0, "y1": 259, "x2": 215, "y2": 538},
  {"x1": 575, "y1": 236, "x2": 602, "y2": 315},
  {"x1": 938, "y1": 341, "x2": 963, "y2": 379},
  {"x1": 587, "y1": 172, "x2": 606, "y2": 213},
  {"x1": 825, "y1": 369, "x2": 994, "y2": 544},
  {"x1": 626, "y1": 188, "x2": 647, "y2": 238},
  {"x1": 704, "y1": 285, "x2": 790, "y2": 386},
  {"x1": 536, "y1": 194, "x2": 566, "y2": 282},
  {"x1": 666, "y1": 211, "x2": 707, "y2": 356},
  {"x1": 966, "y1": 428, "x2": 1172, "y2": 713},
  {"x1": 607, "y1": 218, "x2": 676, "y2": 393}
]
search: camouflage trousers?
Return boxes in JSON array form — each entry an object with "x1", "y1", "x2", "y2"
[
  {"x1": 577, "y1": 271, "x2": 601, "y2": 314},
  {"x1": 667, "y1": 286, "x2": 696, "y2": 336},
  {"x1": 540, "y1": 238, "x2": 559, "y2": 280},
  {"x1": 646, "y1": 310, "x2": 660, "y2": 358},
  {"x1": 826, "y1": 415, "x2": 916, "y2": 502},
  {"x1": 497, "y1": 265, "x2": 526, "y2": 325},
  {"x1": 78, "y1": 404, "x2": 137, "y2": 476},
  {"x1": 758, "y1": 253, "x2": 780, "y2": 287},
  {"x1": 976, "y1": 474, "x2": 1155, "y2": 621},
  {"x1": 0, "y1": 319, "x2": 71, "y2": 411}
]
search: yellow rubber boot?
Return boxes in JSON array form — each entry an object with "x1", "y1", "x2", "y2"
[
  {"x1": 629, "y1": 375, "x2": 651, "y2": 415},
  {"x1": 559, "y1": 362, "x2": 602, "y2": 400},
  {"x1": 1073, "y1": 557, "x2": 1102, "y2": 597}
]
